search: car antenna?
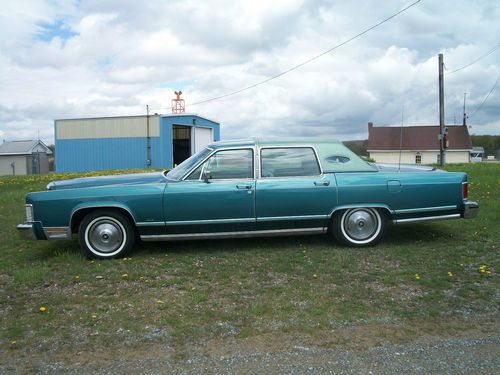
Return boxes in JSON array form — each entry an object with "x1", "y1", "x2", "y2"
[{"x1": 398, "y1": 104, "x2": 404, "y2": 172}]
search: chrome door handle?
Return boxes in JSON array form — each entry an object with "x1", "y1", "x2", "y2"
[
  {"x1": 314, "y1": 180, "x2": 330, "y2": 186},
  {"x1": 236, "y1": 184, "x2": 252, "y2": 189}
]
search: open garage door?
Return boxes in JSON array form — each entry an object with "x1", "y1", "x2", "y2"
[{"x1": 193, "y1": 127, "x2": 213, "y2": 153}]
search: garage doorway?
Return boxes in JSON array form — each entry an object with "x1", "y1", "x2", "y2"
[{"x1": 172, "y1": 125, "x2": 192, "y2": 166}]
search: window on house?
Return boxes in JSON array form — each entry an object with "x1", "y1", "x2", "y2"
[{"x1": 415, "y1": 154, "x2": 422, "y2": 164}]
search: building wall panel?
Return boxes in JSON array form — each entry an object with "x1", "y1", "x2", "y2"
[
  {"x1": 0, "y1": 155, "x2": 28, "y2": 176},
  {"x1": 56, "y1": 137, "x2": 163, "y2": 172},
  {"x1": 56, "y1": 116, "x2": 160, "y2": 140}
]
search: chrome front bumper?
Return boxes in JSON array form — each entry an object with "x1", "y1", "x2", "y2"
[
  {"x1": 17, "y1": 222, "x2": 70, "y2": 240},
  {"x1": 17, "y1": 223, "x2": 37, "y2": 240},
  {"x1": 463, "y1": 201, "x2": 479, "y2": 219}
]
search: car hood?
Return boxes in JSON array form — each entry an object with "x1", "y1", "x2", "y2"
[
  {"x1": 373, "y1": 163, "x2": 441, "y2": 172},
  {"x1": 46, "y1": 172, "x2": 166, "y2": 190}
]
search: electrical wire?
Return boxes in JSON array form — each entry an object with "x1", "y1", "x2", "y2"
[
  {"x1": 469, "y1": 72, "x2": 500, "y2": 118},
  {"x1": 447, "y1": 44, "x2": 500, "y2": 75},
  {"x1": 189, "y1": 0, "x2": 422, "y2": 106}
]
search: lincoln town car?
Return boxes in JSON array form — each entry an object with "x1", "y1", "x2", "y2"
[{"x1": 17, "y1": 140, "x2": 479, "y2": 259}]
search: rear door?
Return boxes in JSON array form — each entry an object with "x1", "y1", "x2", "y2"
[{"x1": 256, "y1": 146, "x2": 337, "y2": 230}]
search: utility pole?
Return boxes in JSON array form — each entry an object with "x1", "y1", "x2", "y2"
[
  {"x1": 463, "y1": 92, "x2": 467, "y2": 126},
  {"x1": 438, "y1": 53, "x2": 445, "y2": 167},
  {"x1": 146, "y1": 105, "x2": 151, "y2": 168}
]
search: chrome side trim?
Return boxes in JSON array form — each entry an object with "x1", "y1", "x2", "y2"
[
  {"x1": 43, "y1": 227, "x2": 71, "y2": 240},
  {"x1": 256, "y1": 214, "x2": 330, "y2": 222},
  {"x1": 393, "y1": 214, "x2": 460, "y2": 224},
  {"x1": 165, "y1": 218, "x2": 255, "y2": 226},
  {"x1": 136, "y1": 222, "x2": 165, "y2": 227},
  {"x1": 394, "y1": 205, "x2": 457, "y2": 214},
  {"x1": 140, "y1": 227, "x2": 326, "y2": 241}
]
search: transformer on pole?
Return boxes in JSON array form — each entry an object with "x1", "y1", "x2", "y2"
[{"x1": 171, "y1": 91, "x2": 185, "y2": 114}]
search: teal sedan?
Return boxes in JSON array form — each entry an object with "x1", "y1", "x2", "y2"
[{"x1": 17, "y1": 140, "x2": 479, "y2": 259}]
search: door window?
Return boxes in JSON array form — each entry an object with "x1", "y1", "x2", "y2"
[
  {"x1": 260, "y1": 147, "x2": 320, "y2": 177},
  {"x1": 186, "y1": 149, "x2": 254, "y2": 180}
]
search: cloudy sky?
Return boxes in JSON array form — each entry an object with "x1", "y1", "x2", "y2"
[{"x1": 0, "y1": 0, "x2": 499, "y2": 144}]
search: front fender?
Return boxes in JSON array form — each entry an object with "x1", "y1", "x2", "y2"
[{"x1": 70, "y1": 202, "x2": 137, "y2": 225}]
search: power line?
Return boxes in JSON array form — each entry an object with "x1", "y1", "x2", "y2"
[
  {"x1": 469, "y1": 72, "x2": 500, "y2": 118},
  {"x1": 190, "y1": 0, "x2": 422, "y2": 106},
  {"x1": 447, "y1": 44, "x2": 500, "y2": 75}
]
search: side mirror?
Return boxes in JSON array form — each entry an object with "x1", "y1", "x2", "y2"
[{"x1": 202, "y1": 170, "x2": 212, "y2": 183}]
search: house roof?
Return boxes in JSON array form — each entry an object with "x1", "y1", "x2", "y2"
[
  {"x1": 367, "y1": 123, "x2": 472, "y2": 151},
  {"x1": 0, "y1": 140, "x2": 52, "y2": 155}
]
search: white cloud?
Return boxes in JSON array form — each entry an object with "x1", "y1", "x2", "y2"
[{"x1": 0, "y1": 0, "x2": 499, "y2": 146}]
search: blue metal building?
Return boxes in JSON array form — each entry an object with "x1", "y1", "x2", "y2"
[{"x1": 55, "y1": 114, "x2": 220, "y2": 172}]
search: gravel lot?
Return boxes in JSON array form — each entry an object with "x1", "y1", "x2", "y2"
[{"x1": 3, "y1": 335, "x2": 499, "y2": 374}]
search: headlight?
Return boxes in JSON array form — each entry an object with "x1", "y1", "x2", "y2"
[{"x1": 25, "y1": 204, "x2": 34, "y2": 222}]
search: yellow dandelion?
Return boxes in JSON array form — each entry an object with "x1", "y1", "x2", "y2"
[
  {"x1": 486, "y1": 271, "x2": 492, "y2": 275},
  {"x1": 191, "y1": 287, "x2": 196, "y2": 291},
  {"x1": 121, "y1": 273, "x2": 128, "y2": 278},
  {"x1": 74, "y1": 275, "x2": 80, "y2": 280},
  {"x1": 10, "y1": 340, "x2": 17, "y2": 345},
  {"x1": 91, "y1": 313, "x2": 97, "y2": 319},
  {"x1": 480, "y1": 269, "x2": 486, "y2": 273},
  {"x1": 312, "y1": 273, "x2": 317, "y2": 279},
  {"x1": 447, "y1": 272, "x2": 453, "y2": 277},
  {"x1": 39, "y1": 306, "x2": 47, "y2": 312},
  {"x1": 156, "y1": 300, "x2": 165, "y2": 304},
  {"x1": 415, "y1": 274, "x2": 420, "y2": 280}
]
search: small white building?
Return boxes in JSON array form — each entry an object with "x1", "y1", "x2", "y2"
[
  {"x1": 470, "y1": 147, "x2": 484, "y2": 162},
  {"x1": 0, "y1": 140, "x2": 52, "y2": 176},
  {"x1": 367, "y1": 123, "x2": 473, "y2": 164}
]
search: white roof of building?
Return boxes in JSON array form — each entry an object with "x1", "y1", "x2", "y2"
[{"x1": 0, "y1": 140, "x2": 52, "y2": 155}]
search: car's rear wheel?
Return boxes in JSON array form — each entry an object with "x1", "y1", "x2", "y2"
[
  {"x1": 332, "y1": 207, "x2": 386, "y2": 247},
  {"x1": 78, "y1": 210, "x2": 135, "y2": 259}
]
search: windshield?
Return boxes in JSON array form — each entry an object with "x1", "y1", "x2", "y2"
[{"x1": 166, "y1": 147, "x2": 212, "y2": 180}]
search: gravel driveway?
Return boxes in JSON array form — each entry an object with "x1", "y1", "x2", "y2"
[{"x1": 4, "y1": 335, "x2": 498, "y2": 374}]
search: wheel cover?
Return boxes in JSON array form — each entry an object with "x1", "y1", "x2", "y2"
[
  {"x1": 85, "y1": 216, "x2": 126, "y2": 255},
  {"x1": 341, "y1": 208, "x2": 381, "y2": 244}
]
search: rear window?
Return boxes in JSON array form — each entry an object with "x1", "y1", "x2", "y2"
[{"x1": 261, "y1": 147, "x2": 320, "y2": 177}]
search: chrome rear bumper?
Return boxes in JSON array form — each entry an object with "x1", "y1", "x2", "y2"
[{"x1": 463, "y1": 201, "x2": 479, "y2": 219}]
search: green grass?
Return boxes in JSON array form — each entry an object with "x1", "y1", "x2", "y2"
[{"x1": 0, "y1": 163, "x2": 498, "y2": 363}]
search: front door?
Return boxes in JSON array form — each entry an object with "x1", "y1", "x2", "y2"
[{"x1": 163, "y1": 148, "x2": 256, "y2": 234}]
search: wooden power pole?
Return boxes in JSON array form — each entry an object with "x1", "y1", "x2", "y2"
[{"x1": 438, "y1": 53, "x2": 445, "y2": 167}]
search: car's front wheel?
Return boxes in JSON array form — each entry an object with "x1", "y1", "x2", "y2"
[
  {"x1": 78, "y1": 210, "x2": 135, "y2": 259},
  {"x1": 332, "y1": 207, "x2": 386, "y2": 247}
]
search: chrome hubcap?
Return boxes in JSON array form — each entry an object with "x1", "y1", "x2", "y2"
[
  {"x1": 344, "y1": 209, "x2": 378, "y2": 240},
  {"x1": 88, "y1": 219, "x2": 124, "y2": 254}
]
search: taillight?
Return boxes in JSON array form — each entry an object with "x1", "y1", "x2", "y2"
[{"x1": 462, "y1": 182, "x2": 468, "y2": 200}]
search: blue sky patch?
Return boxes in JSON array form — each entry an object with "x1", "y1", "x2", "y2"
[{"x1": 36, "y1": 19, "x2": 78, "y2": 43}]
